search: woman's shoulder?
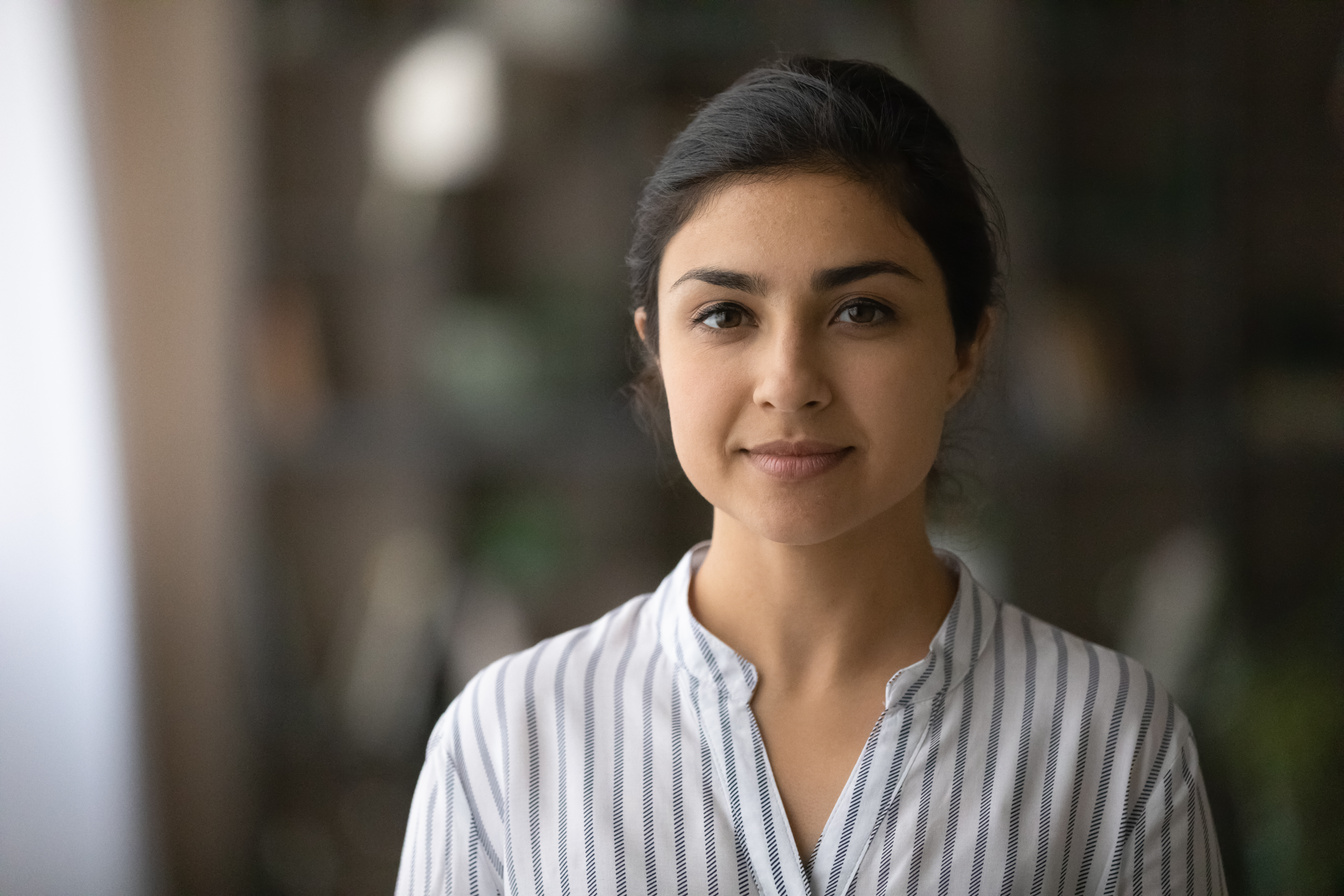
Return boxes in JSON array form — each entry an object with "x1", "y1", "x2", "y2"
[
  {"x1": 425, "y1": 586, "x2": 668, "y2": 763},
  {"x1": 994, "y1": 601, "x2": 1156, "y2": 682},
  {"x1": 988, "y1": 600, "x2": 1197, "y2": 774}
]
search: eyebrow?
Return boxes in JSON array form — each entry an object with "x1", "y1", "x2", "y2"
[
  {"x1": 668, "y1": 259, "x2": 921, "y2": 295},
  {"x1": 669, "y1": 267, "x2": 768, "y2": 295},
  {"x1": 812, "y1": 260, "x2": 922, "y2": 291}
]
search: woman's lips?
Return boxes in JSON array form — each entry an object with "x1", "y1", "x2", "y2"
[{"x1": 742, "y1": 440, "x2": 854, "y2": 480}]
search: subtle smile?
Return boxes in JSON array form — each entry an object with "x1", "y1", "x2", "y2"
[{"x1": 741, "y1": 440, "x2": 855, "y2": 481}]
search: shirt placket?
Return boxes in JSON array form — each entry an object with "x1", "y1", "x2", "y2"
[
  {"x1": 691, "y1": 672, "x2": 813, "y2": 896},
  {"x1": 808, "y1": 688, "x2": 938, "y2": 896}
]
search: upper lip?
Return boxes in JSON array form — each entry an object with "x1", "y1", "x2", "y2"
[{"x1": 744, "y1": 439, "x2": 850, "y2": 456}]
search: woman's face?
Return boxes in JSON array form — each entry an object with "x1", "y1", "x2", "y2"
[{"x1": 641, "y1": 171, "x2": 983, "y2": 547}]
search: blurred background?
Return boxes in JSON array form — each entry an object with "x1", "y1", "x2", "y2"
[{"x1": 2, "y1": 0, "x2": 1342, "y2": 894}]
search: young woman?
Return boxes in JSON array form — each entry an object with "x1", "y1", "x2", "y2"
[{"x1": 396, "y1": 57, "x2": 1226, "y2": 895}]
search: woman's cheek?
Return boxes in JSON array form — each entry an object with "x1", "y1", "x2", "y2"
[{"x1": 665, "y1": 368, "x2": 720, "y2": 472}]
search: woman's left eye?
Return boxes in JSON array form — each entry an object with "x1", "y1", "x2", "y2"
[
  {"x1": 695, "y1": 304, "x2": 746, "y2": 329},
  {"x1": 834, "y1": 300, "x2": 892, "y2": 325}
]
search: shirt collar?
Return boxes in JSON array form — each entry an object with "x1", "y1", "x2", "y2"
[
  {"x1": 653, "y1": 541, "x2": 1000, "y2": 709},
  {"x1": 654, "y1": 542, "x2": 760, "y2": 703}
]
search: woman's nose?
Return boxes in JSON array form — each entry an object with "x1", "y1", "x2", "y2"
[{"x1": 751, "y1": 329, "x2": 832, "y2": 413}]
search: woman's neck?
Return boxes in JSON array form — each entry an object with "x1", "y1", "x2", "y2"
[{"x1": 689, "y1": 499, "x2": 957, "y2": 696}]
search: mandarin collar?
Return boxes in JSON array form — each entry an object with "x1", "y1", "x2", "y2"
[{"x1": 653, "y1": 541, "x2": 1000, "y2": 710}]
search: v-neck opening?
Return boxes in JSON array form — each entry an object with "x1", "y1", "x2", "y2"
[
  {"x1": 736, "y1": 692, "x2": 894, "y2": 896},
  {"x1": 667, "y1": 543, "x2": 998, "y2": 895},
  {"x1": 798, "y1": 773, "x2": 863, "y2": 886},
  {"x1": 796, "y1": 707, "x2": 891, "y2": 895}
]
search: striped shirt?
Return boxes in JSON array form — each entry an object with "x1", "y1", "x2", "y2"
[{"x1": 396, "y1": 544, "x2": 1226, "y2": 895}]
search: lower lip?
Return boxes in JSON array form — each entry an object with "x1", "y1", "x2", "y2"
[{"x1": 744, "y1": 448, "x2": 853, "y2": 481}]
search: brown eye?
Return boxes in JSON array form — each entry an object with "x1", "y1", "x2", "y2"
[
  {"x1": 835, "y1": 300, "x2": 890, "y2": 324},
  {"x1": 697, "y1": 305, "x2": 745, "y2": 329}
]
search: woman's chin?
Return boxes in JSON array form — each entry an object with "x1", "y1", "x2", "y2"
[
  {"x1": 718, "y1": 504, "x2": 869, "y2": 548},
  {"x1": 711, "y1": 483, "x2": 928, "y2": 550}
]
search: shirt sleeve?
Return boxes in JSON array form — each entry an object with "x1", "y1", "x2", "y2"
[
  {"x1": 1111, "y1": 728, "x2": 1228, "y2": 896},
  {"x1": 394, "y1": 724, "x2": 500, "y2": 896}
]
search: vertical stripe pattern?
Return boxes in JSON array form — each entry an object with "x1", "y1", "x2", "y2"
[{"x1": 396, "y1": 544, "x2": 1227, "y2": 895}]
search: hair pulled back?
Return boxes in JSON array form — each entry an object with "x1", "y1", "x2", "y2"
[{"x1": 627, "y1": 56, "x2": 1003, "y2": 422}]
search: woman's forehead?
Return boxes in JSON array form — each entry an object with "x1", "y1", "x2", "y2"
[{"x1": 658, "y1": 172, "x2": 938, "y2": 297}]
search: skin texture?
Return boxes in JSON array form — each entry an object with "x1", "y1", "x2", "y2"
[{"x1": 636, "y1": 172, "x2": 989, "y2": 862}]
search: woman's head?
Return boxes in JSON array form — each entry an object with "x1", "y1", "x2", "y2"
[
  {"x1": 627, "y1": 56, "x2": 1003, "y2": 544},
  {"x1": 628, "y1": 56, "x2": 1002, "y2": 418},
  {"x1": 648, "y1": 170, "x2": 984, "y2": 545}
]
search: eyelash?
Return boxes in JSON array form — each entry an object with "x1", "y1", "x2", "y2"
[
  {"x1": 689, "y1": 298, "x2": 896, "y2": 330},
  {"x1": 690, "y1": 302, "x2": 749, "y2": 329},
  {"x1": 834, "y1": 298, "x2": 896, "y2": 325}
]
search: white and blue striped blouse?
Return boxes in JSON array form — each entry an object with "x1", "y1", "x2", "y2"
[{"x1": 396, "y1": 544, "x2": 1226, "y2": 895}]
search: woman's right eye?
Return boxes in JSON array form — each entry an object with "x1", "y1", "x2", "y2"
[{"x1": 694, "y1": 304, "x2": 746, "y2": 329}]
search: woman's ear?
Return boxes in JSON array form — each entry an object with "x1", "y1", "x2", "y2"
[
  {"x1": 634, "y1": 306, "x2": 650, "y2": 344},
  {"x1": 946, "y1": 308, "x2": 997, "y2": 408}
]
